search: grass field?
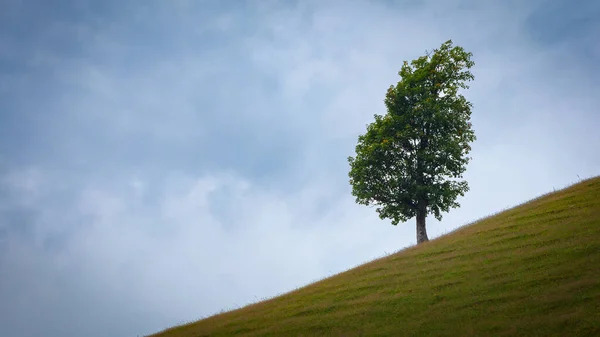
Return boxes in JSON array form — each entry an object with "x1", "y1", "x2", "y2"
[{"x1": 149, "y1": 176, "x2": 600, "y2": 336}]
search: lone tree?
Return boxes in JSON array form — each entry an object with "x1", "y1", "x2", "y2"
[{"x1": 348, "y1": 40, "x2": 476, "y2": 244}]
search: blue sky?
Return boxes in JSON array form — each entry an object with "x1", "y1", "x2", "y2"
[{"x1": 1, "y1": 1, "x2": 599, "y2": 336}]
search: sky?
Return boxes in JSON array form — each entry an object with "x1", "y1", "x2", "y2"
[{"x1": 0, "y1": 0, "x2": 599, "y2": 336}]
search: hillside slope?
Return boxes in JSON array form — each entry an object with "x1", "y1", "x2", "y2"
[{"x1": 149, "y1": 177, "x2": 600, "y2": 337}]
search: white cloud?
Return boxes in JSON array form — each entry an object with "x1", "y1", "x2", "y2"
[
  {"x1": 30, "y1": 170, "x2": 397, "y2": 333},
  {"x1": 0, "y1": 167, "x2": 44, "y2": 208}
]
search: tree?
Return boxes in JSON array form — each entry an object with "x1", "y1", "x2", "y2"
[{"x1": 348, "y1": 40, "x2": 476, "y2": 244}]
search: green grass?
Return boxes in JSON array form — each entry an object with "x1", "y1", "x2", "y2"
[{"x1": 149, "y1": 177, "x2": 600, "y2": 337}]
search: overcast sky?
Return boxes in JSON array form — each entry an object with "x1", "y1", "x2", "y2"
[{"x1": 1, "y1": 0, "x2": 599, "y2": 336}]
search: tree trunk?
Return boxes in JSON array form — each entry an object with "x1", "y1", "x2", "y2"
[{"x1": 416, "y1": 205, "x2": 429, "y2": 244}]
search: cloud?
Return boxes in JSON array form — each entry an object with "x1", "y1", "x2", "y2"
[
  {"x1": 1, "y1": 167, "x2": 400, "y2": 336},
  {"x1": 0, "y1": 0, "x2": 599, "y2": 336}
]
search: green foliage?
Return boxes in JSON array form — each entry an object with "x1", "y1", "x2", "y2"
[{"x1": 348, "y1": 40, "x2": 476, "y2": 225}]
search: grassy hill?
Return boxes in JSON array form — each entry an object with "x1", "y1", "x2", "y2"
[{"x1": 149, "y1": 177, "x2": 600, "y2": 336}]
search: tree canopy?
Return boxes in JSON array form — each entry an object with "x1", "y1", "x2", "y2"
[{"x1": 348, "y1": 40, "x2": 476, "y2": 244}]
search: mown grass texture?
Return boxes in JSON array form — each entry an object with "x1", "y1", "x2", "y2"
[{"x1": 149, "y1": 176, "x2": 600, "y2": 336}]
